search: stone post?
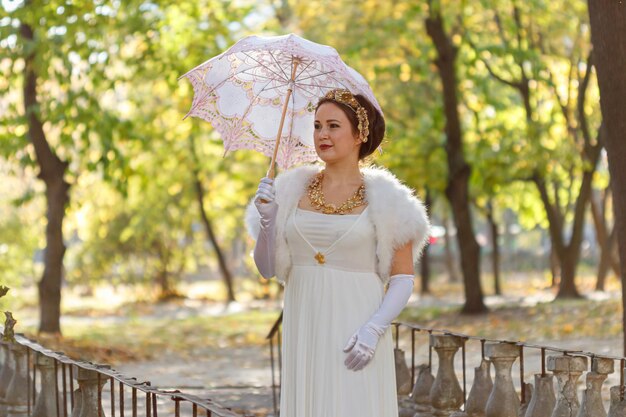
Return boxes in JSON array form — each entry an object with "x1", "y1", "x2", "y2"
[
  {"x1": 397, "y1": 350, "x2": 419, "y2": 417},
  {"x1": 577, "y1": 357, "x2": 614, "y2": 417},
  {"x1": 450, "y1": 359, "x2": 493, "y2": 417},
  {"x1": 396, "y1": 348, "x2": 413, "y2": 395},
  {"x1": 0, "y1": 342, "x2": 15, "y2": 416},
  {"x1": 415, "y1": 335, "x2": 464, "y2": 417},
  {"x1": 411, "y1": 364, "x2": 435, "y2": 412},
  {"x1": 75, "y1": 366, "x2": 107, "y2": 417},
  {"x1": 485, "y1": 342, "x2": 520, "y2": 417},
  {"x1": 608, "y1": 386, "x2": 626, "y2": 417},
  {"x1": 400, "y1": 402, "x2": 418, "y2": 417},
  {"x1": 519, "y1": 382, "x2": 532, "y2": 417},
  {"x1": 0, "y1": 343, "x2": 14, "y2": 393},
  {"x1": 70, "y1": 388, "x2": 83, "y2": 417},
  {"x1": 32, "y1": 354, "x2": 58, "y2": 417},
  {"x1": 6, "y1": 343, "x2": 30, "y2": 417},
  {"x1": 524, "y1": 374, "x2": 556, "y2": 417},
  {"x1": 548, "y1": 355, "x2": 588, "y2": 417}
]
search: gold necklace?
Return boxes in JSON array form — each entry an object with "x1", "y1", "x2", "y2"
[{"x1": 307, "y1": 171, "x2": 366, "y2": 215}]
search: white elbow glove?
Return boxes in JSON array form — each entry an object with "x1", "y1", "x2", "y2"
[
  {"x1": 253, "y1": 177, "x2": 278, "y2": 278},
  {"x1": 343, "y1": 274, "x2": 414, "y2": 371}
]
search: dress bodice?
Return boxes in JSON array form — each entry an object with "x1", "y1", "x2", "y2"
[{"x1": 285, "y1": 207, "x2": 377, "y2": 273}]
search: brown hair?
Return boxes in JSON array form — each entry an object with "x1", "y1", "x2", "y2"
[{"x1": 316, "y1": 93, "x2": 385, "y2": 160}]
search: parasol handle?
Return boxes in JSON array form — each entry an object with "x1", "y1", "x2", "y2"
[
  {"x1": 266, "y1": 57, "x2": 301, "y2": 180},
  {"x1": 259, "y1": 85, "x2": 293, "y2": 203}
]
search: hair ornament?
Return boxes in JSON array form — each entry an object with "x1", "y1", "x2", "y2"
[{"x1": 323, "y1": 89, "x2": 370, "y2": 143}]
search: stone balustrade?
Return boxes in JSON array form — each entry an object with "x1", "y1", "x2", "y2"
[
  {"x1": 0, "y1": 332, "x2": 251, "y2": 417},
  {"x1": 4, "y1": 324, "x2": 626, "y2": 417},
  {"x1": 389, "y1": 326, "x2": 626, "y2": 417}
]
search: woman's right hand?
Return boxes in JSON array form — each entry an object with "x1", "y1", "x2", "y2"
[{"x1": 254, "y1": 177, "x2": 278, "y2": 225}]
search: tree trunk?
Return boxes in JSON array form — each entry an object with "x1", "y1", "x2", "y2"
[
  {"x1": 156, "y1": 270, "x2": 171, "y2": 297},
  {"x1": 558, "y1": 246, "x2": 582, "y2": 298},
  {"x1": 194, "y1": 176, "x2": 236, "y2": 302},
  {"x1": 591, "y1": 188, "x2": 611, "y2": 290},
  {"x1": 154, "y1": 242, "x2": 173, "y2": 298},
  {"x1": 587, "y1": 0, "x2": 626, "y2": 354},
  {"x1": 553, "y1": 51, "x2": 603, "y2": 298},
  {"x1": 610, "y1": 228, "x2": 621, "y2": 277},
  {"x1": 556, "y1": 162, "x2": 599, "y2": 298},
  {"x1": 21, "y1": 21, "x2": 69, "y2": 334},
  {"x1": 596, "y1": 246, "x2": 610, "y2": 291},
  {"x1": 532, "y1": 56, "x2": 600, "y2": 299},
  {"x1": 590, "y1": 187, "x2": 620, "y2": 290},
  {"x1": 549, "y1": 245, "x2": 560, "y2": 288},
  {"x1": 486, "y1": 202, "x2": 501, "y2": 296},
  {"x1": 188, "y1": 136, "x2": 236, "y2": 303},
  {"x1": 443, "y1": 212, "x2": 460, "y2": 283},
  {"x1": 533, "y1": 146, "x2": 599, "y2": 299},
  {"x1": 420, "y1": 190, "x2": 432, "y2": 294},
  {"x1": 425, "y1": 6, "x2": 487, "y2": 314}
]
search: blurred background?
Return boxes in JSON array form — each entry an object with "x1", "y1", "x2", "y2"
[{"x1": 0, "y1": 1, "x2": 623, "y2": 411}]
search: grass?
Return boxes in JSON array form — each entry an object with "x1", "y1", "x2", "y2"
[
  {"x1": 22, "y1": 307, "x2": 281, "y2": 364},
  {"x1": 399, "y1": 297, "x2": 623, "y2": 343},
  {"x1": 8, "y1": 279, "x2": 282, "y2": 364},
  {"x1": 399, "y1": 270, "x2": 623, "y2": 345}
]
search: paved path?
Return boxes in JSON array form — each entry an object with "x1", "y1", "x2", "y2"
[{"x1": 116, "y1": 346, "x2": 276, "y2": 416}]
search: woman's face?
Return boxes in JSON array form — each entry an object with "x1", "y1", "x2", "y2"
[{"x1": 314, "y1": 102, "x2": 361, "y2": 164}]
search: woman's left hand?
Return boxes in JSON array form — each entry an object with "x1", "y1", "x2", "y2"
[
  {"x1": 342, "y1": 271, "x2": 415, "y2": 371},
  {"x1": 342, "y1": 322, "x2": 385, "y2": 371}
]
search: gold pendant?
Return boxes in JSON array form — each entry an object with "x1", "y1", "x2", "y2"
[{"x1": 314, "y1": 252, "x2": 326, "y2": 264}]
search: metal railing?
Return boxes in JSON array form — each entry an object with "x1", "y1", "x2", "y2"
[{"x1": 0, "y1": 330, "x2": 254, "y2": 417}]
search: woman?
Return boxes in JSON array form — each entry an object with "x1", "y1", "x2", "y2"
[{"x1": 246, "y1": 88, "x2": 430, "y2": 417}]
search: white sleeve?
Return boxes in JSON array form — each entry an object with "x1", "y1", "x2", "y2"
[
  {"x1": 253, "y1": 214, "x2": 276, "y2": 279},
  {"x1": 367, "y1": 274, "x2": 414, "y2": 333}
]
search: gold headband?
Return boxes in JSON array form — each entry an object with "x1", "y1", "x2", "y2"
[{"x1": 323, "y1": 89, "x2": 370, "y2": 143}]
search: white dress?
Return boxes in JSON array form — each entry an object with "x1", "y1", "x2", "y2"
[{"x1": 280, "y1": 207, "x2": 398, "y2": 417}]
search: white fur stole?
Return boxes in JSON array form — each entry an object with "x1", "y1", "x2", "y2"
[{"x1": 245, "y1": 165, "x2": 430, "y2": 285}]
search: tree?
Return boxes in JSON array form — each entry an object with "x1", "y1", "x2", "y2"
[
  {"x1": 587, "y1": 0, "x2": 626, "y2": 354},
  {"x1": 465, "y1": 1, "x2": 602, "y2": 298},
  {"x1": 590, "y1": 184, "x2": 620, "y2": 290},
  {"x1": 3, "y1": 0, "x2": 133, "y2": 333},
  {"x1": 425, "y1": 0, "x2": 487, "y2": 313}
]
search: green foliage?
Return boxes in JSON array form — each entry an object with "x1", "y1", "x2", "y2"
[
  {"x1": 461, "y1": 0, "x2": 601, "y2": 227},
  {"x1": 0, "y1": 210, "x2": 41, "y2": 286},
  {"x1": 1, "y1": 1, "x2": 266, "y2": 296},
  {"x1": 284, "y1": 0, "x2": 602, "y2": 234},
  {"x1": 0, "y1": 164, "x2": 43, "y2": 294}
]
